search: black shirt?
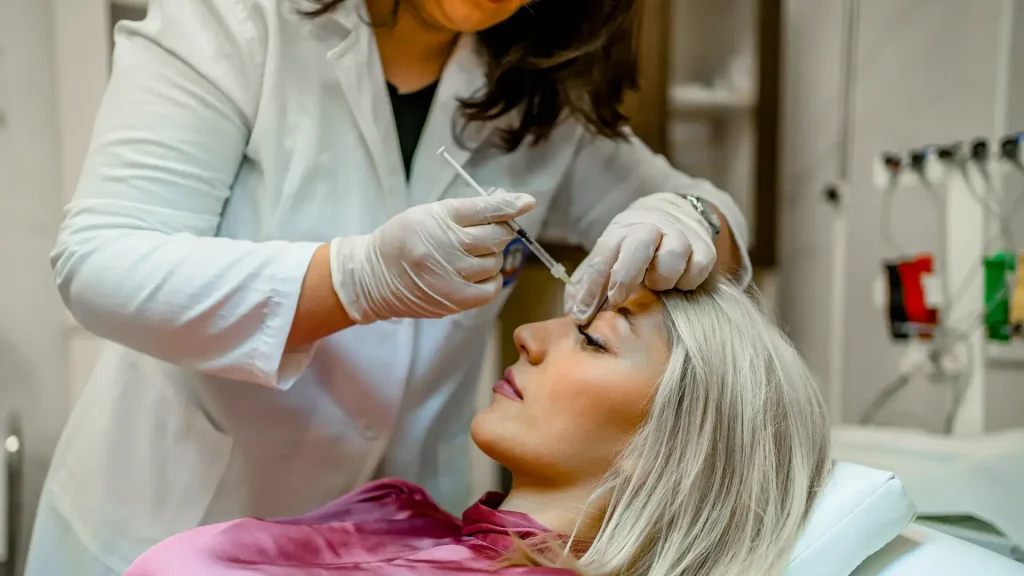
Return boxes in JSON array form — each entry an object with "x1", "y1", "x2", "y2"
[{"x1": 386, "y1": 81, "x2": 439, "y2": 180}]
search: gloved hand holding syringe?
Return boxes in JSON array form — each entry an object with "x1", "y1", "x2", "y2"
[{"x1": 436, "y1": 147, "x2": 571, "y2": 286}]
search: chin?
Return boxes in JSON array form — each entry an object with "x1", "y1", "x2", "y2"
[
  {"x1": 430, "y1": 0, "x2": 521, "y2": 32},
  {"x1": 469, "y1": 409, "x2": 528, "y2": 473},
  {"x1": 470, "y1": 411, "x2": 559, "y2": 485},
  {"x1": 469, "y1": 411, "x2": 504, "y2": 463}
]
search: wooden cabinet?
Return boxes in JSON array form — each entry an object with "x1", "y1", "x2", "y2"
[{"x1": 625, "y1": 0, "x2": 782, "y2": 268}]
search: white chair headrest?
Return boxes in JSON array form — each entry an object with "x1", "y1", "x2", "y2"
[{"x1": 786, "y1": 461, "x2": 916, "y2": 576}]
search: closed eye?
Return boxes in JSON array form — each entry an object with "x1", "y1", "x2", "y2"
[{"x1": 577, "y1": 324, "x2": 609, "y2": 353}]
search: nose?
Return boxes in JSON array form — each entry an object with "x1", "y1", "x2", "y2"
[{"x1": 512, "y1": 320, "x2": 550, "y2": 365}]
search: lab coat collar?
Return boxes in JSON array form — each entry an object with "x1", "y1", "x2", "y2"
[
  {"x1": 314, "y1": 0, "x2": 409, "y2": 217},
  {"x1": 410, "y1": 34, "x2": 494, "y2": 205},
  {"x1": 294, "y1": 0, "x2": 364, "y2": 49},
  {"x1": 302, "y1": 0, "x2": 494, "y2": 209}
]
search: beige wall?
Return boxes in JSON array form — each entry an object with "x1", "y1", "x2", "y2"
[{"x1": 0, "y1": 0, "x2": 67, "y2": 568}]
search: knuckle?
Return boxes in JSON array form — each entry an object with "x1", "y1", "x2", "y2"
[
  {"x1": 644, "y1": 274, "x2": 674, "y2": 291},
  {"x1": 468, "y1": 278, "x2": 502, "y2": 307},
  {"x1": 690, "y1": 251, "x2": 716, "y2": 273},
  {"x1": 610, "y1": 251, "x2": 644, "y2": 275},
  {"x1": 491, "y1": 223, "x2": 515, "y2": 242},
  {"x1": 435, "y1": 198, "x2": 459, "y2": 215},
  {"x1": 658, "y1": 242, "x2": 691, "y2": 262},
  {"x1": 483, "y1": 253, "x2": 503, "y2": 274}
]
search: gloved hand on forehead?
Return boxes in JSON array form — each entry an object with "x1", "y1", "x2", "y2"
[
  {"x1": 331, "y1": 189, "x2": 535, "y2": 324},
  {"x1": 564, "y1": 192, "x2": 717, "y2": 324}
]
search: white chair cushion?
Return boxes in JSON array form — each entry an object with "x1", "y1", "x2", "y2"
[
  {"x1": 786, "y1": 461, "x2": 916, "y2": 576},
  {"x1": 853, "y1": 524, "x2": 1024, "y2": 575}
]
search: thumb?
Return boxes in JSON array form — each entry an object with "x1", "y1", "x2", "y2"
[
  {"x1": 568, "y1": 249, "x2": 615, "y2": 324},
  {"x1": 444, "y1": 190, "x2": 536, "y2": 227}
]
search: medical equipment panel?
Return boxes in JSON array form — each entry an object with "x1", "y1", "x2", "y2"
[{"x1": 862, "y1": 132, "x2": 1024, "y2": 432}]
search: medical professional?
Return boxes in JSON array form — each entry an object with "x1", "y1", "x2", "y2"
[{"x1": 26, "y1": 0, "x2": 752, "y2": 573}]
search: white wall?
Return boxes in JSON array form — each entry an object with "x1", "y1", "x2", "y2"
[
  {"x1": 777, "y1": 0, "x2": 846, "y2": 408},
  {"x1": 987, "y1": 2, "x2": 1024, "y2": 431},
  {"x1": 54, "y1": 0, "x2": 110, "y2": 208},
  {"x1": 54, "y1": 0, "x2": 116, "y2": 414},
  {"x1": 781, "y1": 0, "x2": 1024, "y2": 431},
  {"x1": 0, "y1": 0, "x2": 69, "y2": 569}
]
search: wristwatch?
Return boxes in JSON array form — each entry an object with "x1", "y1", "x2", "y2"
[{"x1": 683, "y1": 195, "x2": 721, "y2": 240}]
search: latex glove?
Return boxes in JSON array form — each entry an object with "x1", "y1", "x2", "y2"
[
  {"x1": 331, "y1": 190, "x2": 536, "y2": 324},
  {"x1": 564, "y1": 192, "x2": 716, "y2": 323}
]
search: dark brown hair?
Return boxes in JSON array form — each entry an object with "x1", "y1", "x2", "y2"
[{"x1": 301, "y1": 0, "x2": 639, "y2": 151}]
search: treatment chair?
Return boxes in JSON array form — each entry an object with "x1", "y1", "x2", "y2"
[{"x1": 790, "y1": 461, "x2": 1024, "y2": 575}]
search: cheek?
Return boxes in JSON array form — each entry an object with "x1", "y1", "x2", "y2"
[
  {"x1": 540, "y1": 363, "x2": 658, "y2": 478},
  {"x1": 546, "y1": 364, "x2": 654, "y2": 437},
  {"x1": 472, "y1": 360, "x2": 659, "y2": 483}
]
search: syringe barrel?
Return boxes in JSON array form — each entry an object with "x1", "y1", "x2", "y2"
[{"x1": 521, "y1": 234, "x2": 557, "y2": 269}]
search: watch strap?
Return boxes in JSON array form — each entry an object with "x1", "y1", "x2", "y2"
[{"x1": 683, "y1": 194, "x2": 721, "y2": 240}]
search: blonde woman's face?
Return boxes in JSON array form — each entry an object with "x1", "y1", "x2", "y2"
[{"x1": 471, "y1": 287, "x2": 671, "y2": 487}]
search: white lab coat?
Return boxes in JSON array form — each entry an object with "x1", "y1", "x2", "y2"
[{"x1": 26, "y1": 0, "x2": 752, "y2": 574}]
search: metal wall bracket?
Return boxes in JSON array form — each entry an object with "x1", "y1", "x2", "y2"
[{"x1": 1, "y1": 413, "x2": 22, "y2": 576}]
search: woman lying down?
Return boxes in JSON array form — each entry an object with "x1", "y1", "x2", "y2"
[{"x1": 126, "y1": 281, "x2": 831, "y2": 576}]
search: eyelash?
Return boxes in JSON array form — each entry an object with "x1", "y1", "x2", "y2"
[{"x1": 577, "y1": 325, "x2": 609, "y2": 352}]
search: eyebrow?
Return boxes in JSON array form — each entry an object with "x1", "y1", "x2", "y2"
[
  {"x1": 617, "y1": 307, "x2": 638, "y2": 336},
  {"x1": 595, "y1": 300, "x2": 637, "y2": 337}
]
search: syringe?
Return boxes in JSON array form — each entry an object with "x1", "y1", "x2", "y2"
[{"x1": 437, "y1": 147, "x2": 571, "y2": 285}]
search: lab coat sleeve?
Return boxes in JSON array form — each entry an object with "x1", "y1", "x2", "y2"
[
  {"x1": 51, "y1": 0, "x2": 321, "y2": 389},
  {"x1": 540, "y1": 128, "x2": 753, "y2": 288}
]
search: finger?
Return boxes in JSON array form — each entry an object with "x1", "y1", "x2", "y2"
[
  {"x1": 675, "y1": 238, "x2": 717, "y2": 291},
  {"x1": 458, "y1": 222, "x2": 516, "y2": 256},
  {"x1": 643, "y1": 235, "x2": 692, "y2": 292},
  {"x1": 563, "y1": 235, "x2": 619, "y2": 316},
  {"x1": 562, "y1": 260, "x2": 595, "y2": 315},
  {"x1": 572, "y1": 267, "x2": 611, "y2": 324},
  {"x1": 563, "y1": 249, "x2": 599, "y2": 316},
  {"x1": 444, "y1": 191, "x2": 536, "y2": 227},
  {"x1": 459, "y1": 253, "x2": 504, "y2": 284},
  {"x1": 562, "y1": 281, "x2": 579, "y2": 316},
  {"x1": 464, "y1": 274, "x2": 504, "y2": 310},
  {"x1": 606, "y1": 226, "x2": 660, "y2": 306},
  {"x1": 570, "y1": 247, "x2": 617, "y2": 324}
]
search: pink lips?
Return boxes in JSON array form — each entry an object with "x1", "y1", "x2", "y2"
[{"x1": 492, "y1": 368, "x2": 523, "y2": 402}]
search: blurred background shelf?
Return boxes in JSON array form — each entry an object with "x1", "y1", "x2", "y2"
[
  {"x1": 669, "y1": 84, "x2": 758, "y2": 114},
  {"x1": 626, "y1": 0, "x2": 780, "y2": 275}
]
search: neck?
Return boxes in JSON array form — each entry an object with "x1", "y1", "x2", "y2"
[
  {"x1": 499, "y1": 479, "x2": 607, "y2": 537},
  {"x1": 368, "y1": 0, "x2": 459, "y2": 93}
]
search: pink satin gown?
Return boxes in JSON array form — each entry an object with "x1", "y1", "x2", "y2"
[{"x1": 124, "y1": 479, "x2": 574, "y2": 575}]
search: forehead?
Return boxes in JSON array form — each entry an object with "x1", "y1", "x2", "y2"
[
  {"x1": 619, "y1": 286, "x2": 661, "y2": 315},
  {"x1": 600, "y1": 286, "x2": 667, "y2": 340}
]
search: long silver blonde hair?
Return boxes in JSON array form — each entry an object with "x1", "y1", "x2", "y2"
[{"x1": 508, "y1": 281, "x2": 831, "y2": 575}]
